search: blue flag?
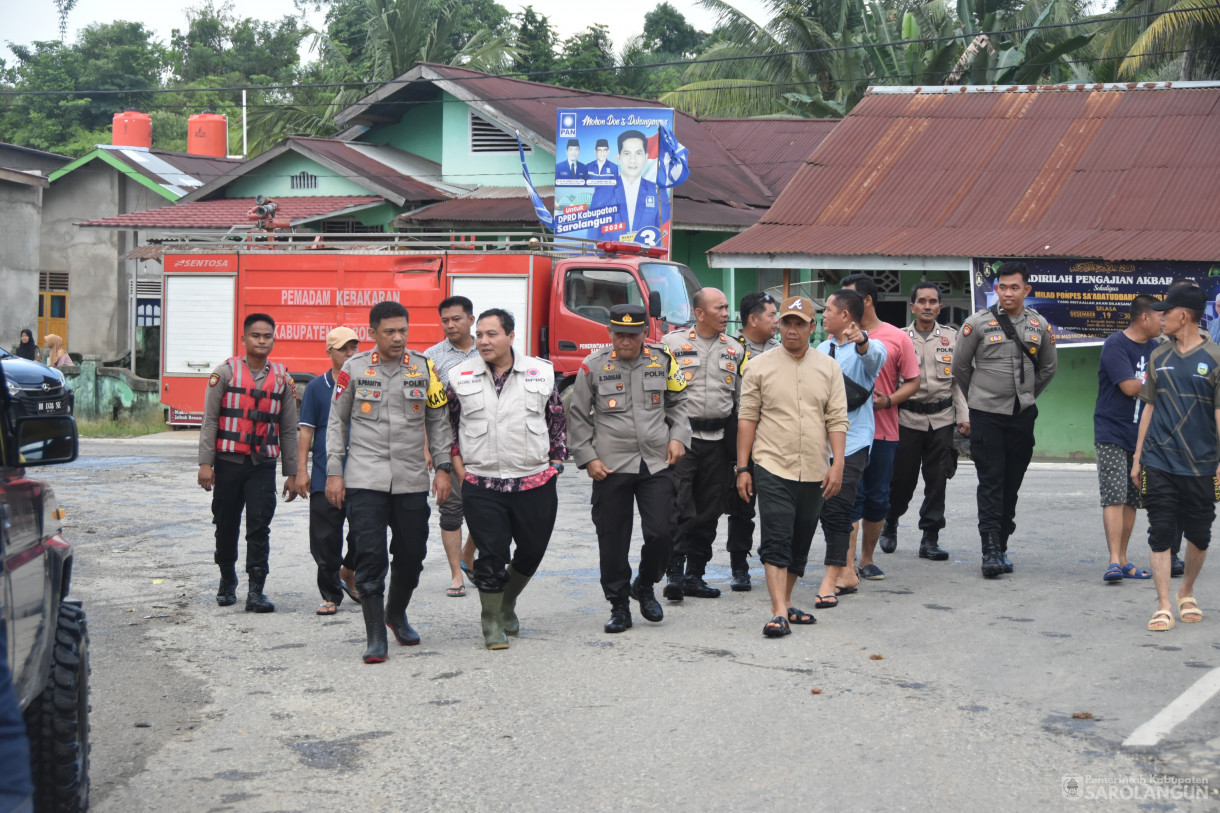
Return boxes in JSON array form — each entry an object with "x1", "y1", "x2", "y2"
[
  {"x1": 516, "y1": 132, "x2": 554, "y2": 231},
  {"x1": 656, "y1": 125, "x2": 689, "y2": 189}
]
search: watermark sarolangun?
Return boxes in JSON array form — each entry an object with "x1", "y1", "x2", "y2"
[{"x1": 1062, "y1": 774, "x2": 1210, "y2": 801}]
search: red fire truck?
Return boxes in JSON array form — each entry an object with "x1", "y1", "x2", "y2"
[{"x1": 159, "y1": 232, "x2": 701, "y2": 424}]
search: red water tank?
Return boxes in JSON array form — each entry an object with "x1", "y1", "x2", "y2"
[
  {"x1": 188, "y1": 111, "x2": 228, "y2": 157},
  {"x1": 112, "y1": 109, "x2": 152, "y2": 148}
]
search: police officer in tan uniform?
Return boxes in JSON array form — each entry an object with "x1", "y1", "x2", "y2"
[
  {"x1": 198, "y1": 312, "x2": 299, "y2": 614},
  {"x1": 662, "y1": 288, "x2": 746, "y2": 601},
  {"x1": 952, "y1": 262, "x2": 1058, "y2": 578},
  {"x1": 726, "y1": 291, "x2": 780, "y2": 590},
  {"x1": 568, "y1": 304, "x2": 690, "y2": 634},
  {"x1": 325, "y1": 301, "x2": 454, "y2": 663},
  {"x1": 880, "y1": 283, "x2": 968, "y2": 561}
]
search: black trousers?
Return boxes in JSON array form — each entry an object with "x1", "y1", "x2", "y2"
[
  {"x1": 969, "y1": 406, "x2": 1037, "y2": 539},
  {"x1": 592, "y1": 462, "x2": 676, "y2": 602},
  {"x1": 815, "y1": 447, "x2": 869, "y2": 567},
  {"x1": 212, "y1": 457, "x2": 277, "y2": 574},
  {"x1": 673, "y1": 437, "x2": 731, "y2": 570},
  {"x1": 755, "y1": 464, "x2": 826, "y2": 577},
  {"x1": 1143, "y1": 467, "x2": 1215, "y2": 553},
  {"x1": 345, "y1": 489, "x2": 430, "y2": 600},
  {"x1": 309, "y1": 492, "x2": 357, "y2": 604},
  {"x1": 888, "y1": 423, "x2": 955, "y2": 533},
  {"x1": 462, "y1": 478, "x2": 559, "y2": 593},
  {"x1": 726, "y1": 458, "x2": 757, "y2": 556}
]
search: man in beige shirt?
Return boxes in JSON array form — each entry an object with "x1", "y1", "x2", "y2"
[{"x1": 736, "y1": 296, "x2": 849, "y2": 638}]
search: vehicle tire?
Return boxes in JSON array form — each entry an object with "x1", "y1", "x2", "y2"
[{"x1": 23, "y1": 600, "x2": 90, "y2": 813}]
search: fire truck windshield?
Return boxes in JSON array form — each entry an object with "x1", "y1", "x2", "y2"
[{"x1": 641, "y1": 262, "x2": 700, "y2": 328}]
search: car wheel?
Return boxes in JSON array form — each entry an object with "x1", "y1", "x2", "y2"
[{"x1": 24, "y1": 600, "x2": 90, "y2": 813}]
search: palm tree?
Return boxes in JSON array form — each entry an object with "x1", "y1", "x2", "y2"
[
  {"x1": 1093, "y1": 0, "x2": 1220, "y2": 80},
  {"x1": 247, "y1": 0, "x2": 516, "y2": 154}
]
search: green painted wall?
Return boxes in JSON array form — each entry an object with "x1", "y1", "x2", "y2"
[
  {"x1": 1027, "y1": 345, "x2": 1100, "y2": 460},
  {"x1": 226, "y1": 154, "x2": 370, "y2": 198},
  {"x1": 64, "y1": 360, "x2": 160, "y2": 420},
  {"x1": 440, "y1": 92, "x2": 553, "y2": 185},
  {"x1": 362, "y1": 101, "x2": 444, "y2": 162}
]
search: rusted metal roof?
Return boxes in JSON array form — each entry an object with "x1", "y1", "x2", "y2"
[
  {"x1": 711, "y1": 83, "x2": 1220, "y2": 263},
  {"x1": 77, "y1": 196, "x2": 384, "y2": 230},
  {"x1": 698, "y1": 118, "x2": 839, "y2": 195}
]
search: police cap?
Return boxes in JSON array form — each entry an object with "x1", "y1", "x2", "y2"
[{"x1": 609, "y1": 304, "x2": 648, "y2": 333}]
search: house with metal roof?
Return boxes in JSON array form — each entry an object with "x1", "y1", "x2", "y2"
[
  {"x1": 80, "y1": 63, "x2": 837, "y2": 311},
  {"x1": 708, "y1": 81, "x2": 1220, "y2": 458}
]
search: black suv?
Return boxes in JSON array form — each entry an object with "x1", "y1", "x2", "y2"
[
  {"x1": 0, "y1": 357, "x2": 88, "y2": 812},
  {"x1": 0, "y1": 349, "x2": 73, "y2": 421}
]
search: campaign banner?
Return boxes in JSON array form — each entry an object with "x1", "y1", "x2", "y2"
[
  {"x1": 971, "y1": 258, "x2": 1220, "y2": 347},
  {"x1": 553, "y1": 108, "x2": 676, "y2": 254}
]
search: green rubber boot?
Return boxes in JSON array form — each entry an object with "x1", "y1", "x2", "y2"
[
  {"x1": 479, "y1": 590, "x2": 510, "y2": 650},
  {"x1": 500, "y1": 565, "x2": 532, "y2": 637}
]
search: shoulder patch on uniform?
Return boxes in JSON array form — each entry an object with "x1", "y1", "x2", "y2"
[
  {"x1": 208, "y1": 373, "x2": 220, "y2": 387},
  {"x1": 962, "y1": 324, "x2": 972, "y2": 336}
]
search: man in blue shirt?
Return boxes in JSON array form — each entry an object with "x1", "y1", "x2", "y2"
[
  {"x1": 1133, "y1": 285, "x2": 1220, "y2": 631},
  {"x1": 1094, "y1": 294, "x2": 1159, "y2": 583},
  {"x1": 296, "y1": 327, "x2": 361, "y2": 615},
  {"x1": 589, "y1": 129, "x2": 669, "y2": 237},
  {"x1": 813, "y1": 289, "x2": 886, "y2": 608},
  {"x1": 585, "y1": 138, "x2": 619, "y2": 185},
  {"x1": 555, "y1": 139, "x2": 587, "y2": 185}
]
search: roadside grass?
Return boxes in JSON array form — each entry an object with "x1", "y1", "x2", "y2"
[{"x1": 76, "y1": 412, "x2": 171, "y2": 438}]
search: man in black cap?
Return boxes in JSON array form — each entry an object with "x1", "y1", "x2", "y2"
[
  {"x1": 556, "y1": 138, "x2": 587, "y2": 185},
  {"x1": 568, "y1": 303, "x2": 690, "y2": 634},
  {"x1": 1132, "y1": 283, "x2": 1220, "y2": 631},
  {"x1": 585, "y1": 138, "x2": 619, "y2": 184}
]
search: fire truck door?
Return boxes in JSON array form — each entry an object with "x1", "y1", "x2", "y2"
[
  {"x1": 164, "y1": 274, "x2": 236, "y2": 375},
  {"x1": 449, "y1": 276, "x2": 529, "y2": 358}
]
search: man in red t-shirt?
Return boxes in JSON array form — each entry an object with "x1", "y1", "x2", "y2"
[{"x1": 837, "y1": 276, "x2": 921, "y2": 590}]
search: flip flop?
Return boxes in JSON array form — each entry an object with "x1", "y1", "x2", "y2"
[
  {"x1": 1148, "y1": 609, "x2": 1175, "y2": 631},
  {"x1": 459, "y1": 561, "x2": 474, "y2": 579},
  {"x1": 786, "y1": 607, "x2": 817, "y2": 625},
  {"x1": 814, "y1": 595, "x2": 838, "y2": 609},
  {"x1": 446, "y1": 585, "x2": 466, "y2": 598},
  {"x1": 763, "y1": 615, "x2": 791, "y2": 638},
  {"x1": 834, "y1": 585, "x2": 858, "y2": 597},
  {"x1": 1122, "y1": 563, "x2": 1152, "y2": 580},
  {"x1": 1103, "y1": 563, "x2": 1124, "y2": 582},
  {"x1": 1177, "y1": 595, "x2": 1203, "y2": 623},
  {"x1": 858, "y1": 563, "x2": 885, "y2": 581},
  {"x1": 316, "y1": 601, "x2": 337, "y2": 616}
]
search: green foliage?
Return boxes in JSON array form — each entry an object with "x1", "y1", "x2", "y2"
[
  {"x1": 170, "y1": 2, "x2": 305, "y2": 85},
  {"x1": 512, "y1": 6, "x2": 557, "y2": 74},
  {"x1": 643, "y1": 2, "x2": 709, "y2": 56},
  {"x1": 555, "y1": 24, "x2": 617, "y2": 92}
]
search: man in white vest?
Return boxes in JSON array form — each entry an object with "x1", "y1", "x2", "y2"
[{"x1": 446, "y1": 308, "x2": 567, "y2": 650}]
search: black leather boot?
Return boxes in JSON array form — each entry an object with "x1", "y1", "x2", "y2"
[
  {"x1": 361, "y1": 597, "x2": 388, "y2": 663},
  {"x1": 385, "y1": 580, "x2": 420, "y2": 646},
  {"x1": 662, "y1": 555, "x2": 685, "y2": 602},
  {"x1": 683, "y1": 561, "x2": 721, "y2": 598},
  {"x1": 631, "y1": 577, "x2": 663, "y2": 623},
  {"x1": 729, "y1": 552, "x2": 752, "y2": 592},
  {"x1": 999, "y1": 533, "x2": 1013, "y2": 573},
  {"x1": 501, "y1": 565, "x2": 531, "y2": 637},
  {"x1": 216, "y1": 565, "x2": 238, "y2": 607},
  {"x1": 244, "y1": 569, "x2": 275, "y2": 613},
  {"x1": 604, "y1": 600, "x2": 633, "y2": 633},
  {"x1": 980, "y1": 533, "x2": 1003, "y2": 578},
  {"x1": 879, "y1": 519, "x2": 899, "y2": 554},
  {"x1": 479, "y1": 590, "x2": 509, "y2": 650},
  {"x1": 918, "y1": 530, "x2": 949, "y2": 561}
]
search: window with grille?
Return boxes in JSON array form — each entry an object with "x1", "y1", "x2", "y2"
[
  {"x1": 469, "y1": 110, "x2": 526, "y2": 154},
  {"x1": 290, "y1": 171, "x2": 318, "y2": 190},
  {"x1": 321, "y1": 219, "x2": 384, "y2": 234},
  {"x1": 40, "y1": 271, "x2": 69, "y2": 291}
]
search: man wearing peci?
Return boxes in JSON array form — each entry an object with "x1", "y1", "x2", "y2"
[
  {"x1": 585, "y1": 138, "x2": 619, "y2": 184},
  {"x1": 589, "y1": 129, "x2": 670, "y2": 236},
  {"x1": 555, "y1": 139, "x2": 587, "y2": 185}
]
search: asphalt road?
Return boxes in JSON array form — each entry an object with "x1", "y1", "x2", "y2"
[{"x1": 44, "y1": 433, "x2": 1220, "y2": 811}]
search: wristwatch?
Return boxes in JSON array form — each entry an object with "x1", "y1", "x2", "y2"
[
  {"x1": 734, "y1": 465, "x2": 751, "y2": 475},
  {"x1": 855, "y1": 330, "x2": 870, "y2": 346},
  {"x1": 550, "y1": 462, "x2": 565, "y2": 474},
  {"x1": 435, "y1": 462, "x2": 453, "y2": 473}
]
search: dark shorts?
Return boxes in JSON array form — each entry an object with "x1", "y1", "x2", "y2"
[
  {"x1": 755, "y1": 465, "x2": 826, "y2": 577},
  {"x1": 851, "y1": 438, "x2": 898, "y2": 523},
  {"x1": 1095, "y1": 443, "x2": 1141, "y2": 508},
  {"x1": 1142, "y1": 466, "x2": 1215, "y2": 553},
  {"x1": 439, "y1": 469, "x2": 464, "y2": 531}
]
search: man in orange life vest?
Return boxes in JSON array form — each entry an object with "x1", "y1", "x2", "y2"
[{"x1": 198, "y1": 313, "x2": 300, "y2": 612}]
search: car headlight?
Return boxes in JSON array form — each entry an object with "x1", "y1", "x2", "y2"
[{"x1": 5, "y1": 378, "x2": 19, "y2": 397}]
